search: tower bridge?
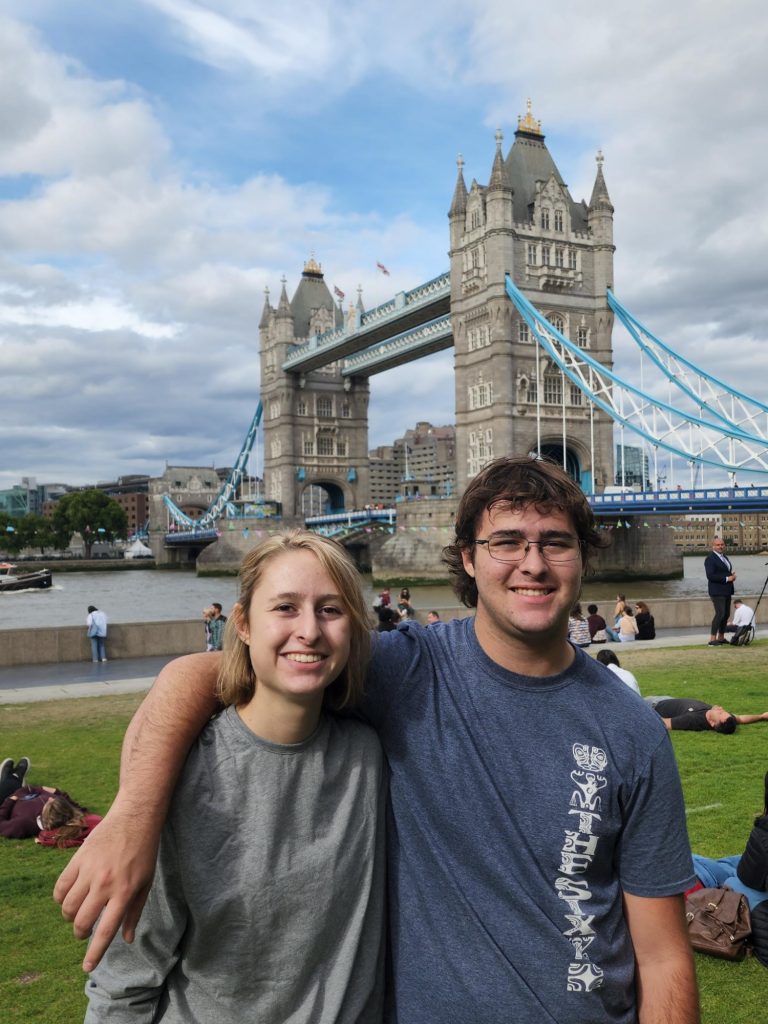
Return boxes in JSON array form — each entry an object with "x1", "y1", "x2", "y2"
[{"x1": 158, "y1": 102, "x2": 768, "y2": 574}]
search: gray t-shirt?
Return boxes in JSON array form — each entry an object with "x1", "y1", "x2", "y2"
[
  {"x1": 362, "y1": 617, "x2": 695, "y2": 1024},
  {"x1": 85, "y1": 707, "x2": 386, "y2": 1023}
]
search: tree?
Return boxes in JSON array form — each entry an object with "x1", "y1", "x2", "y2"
[
  {"x1": 52, "y1": 490, "x2": 128, "y2": 558},
  {"x1": 16, "y1": 514, "x2": 59, "y2": 555},
  {"x1": 0, "y1": 513, "x2": 23, "y2": 555}
]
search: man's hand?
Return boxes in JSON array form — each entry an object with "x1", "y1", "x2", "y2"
[{"x1": 53, "y1": 803, "x2": 160, "y2": 972}]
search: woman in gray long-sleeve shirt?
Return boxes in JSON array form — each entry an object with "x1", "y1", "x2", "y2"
[{"x1": 85, "y1": 532, "x2": 386, "y2": 1024}]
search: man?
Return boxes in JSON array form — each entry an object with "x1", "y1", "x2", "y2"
[
  {"x1": 595, "y1": 649, "x2": 640, "y2": 695},
  {"x1": 426, "y1": 609, "x2": 441, "y2": 625},
  {"x1": 55, "y1": 457, "x2": 699, "y2": 1024},
  {"x1": 704, "y1": 537, "x2": 736, "y2": 645},
  {"x1": 86, "y1": 605, "x2": 108, "y2": 663},
  {"x1": 645, "y1": 697, "x2": 768, "y2": 733},
  {"x1": 725, "y1": 598, "x2": 755, "y2": 636},
  {"x1": 207, "y1": 602, "x2": 227, "y2": 651}
]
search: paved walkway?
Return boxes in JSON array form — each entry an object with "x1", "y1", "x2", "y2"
[{"x1": 0, "y1": 628, "x2": 718, "y2": 705}]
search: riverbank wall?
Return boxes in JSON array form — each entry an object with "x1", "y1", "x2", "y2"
[{"x1": 1, "y1": 595, "x2": 766, "y2": 667}]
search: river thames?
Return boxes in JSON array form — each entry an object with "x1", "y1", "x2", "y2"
[{"x1": 2, "y1": 555, "x2": 768, "y2": 630}]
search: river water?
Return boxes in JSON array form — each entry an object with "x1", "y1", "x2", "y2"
[{"x1": 3, "y1": 555, "x2": 768, "y2": 630}]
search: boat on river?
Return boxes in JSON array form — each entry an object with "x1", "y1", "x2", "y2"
[{"x1": 0, "y1": 563, "x2": 53, "y2": 592}]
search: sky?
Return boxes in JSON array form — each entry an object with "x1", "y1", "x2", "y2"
[{"x1": 2, "y1": 1, "x2": 768, "y2": 491}]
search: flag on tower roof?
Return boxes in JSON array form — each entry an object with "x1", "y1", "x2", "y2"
[
  {"x1": 376, "y1": 261, "x2": 390, "y2": 276},
  {"x1": 333, "y1": 285, "x2": 345, "y2": 301}
]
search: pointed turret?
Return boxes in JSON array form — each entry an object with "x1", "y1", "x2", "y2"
[
  {"x1": 259, "y1": 286, "x2": 273, "y2": 329},
  {"x1": 448, "y1": 154, "x2": 467, "y2": 217},
  {"x1": 486, "y1": 129, "x2": 513, "y2": 233},
  {"x1": 356, "y1": 285, "x2": 365, "y2": 313},
  {"x1": 487, "y1": 129, "x2": 511, "y2": 193},
  {"x1": 589, "y1": 149, "x2": 614, "y2": 213},
  {"x1": 275, "y1": 276, "x2": 293, "y2": 320}
]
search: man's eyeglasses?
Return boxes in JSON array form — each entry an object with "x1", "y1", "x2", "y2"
[{"x1": 474, "y1": 535, "x2": 581, "y2": 564}]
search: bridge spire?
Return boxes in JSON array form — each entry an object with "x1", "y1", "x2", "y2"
[
  {"x1": 488, "y1": 128, "x2": 511, "y2": 192},
  {"x1": 259, "y1": 285, "x2": 273, "y2": 328},
  {"x1": 589, "y1": 149, "x2": 614, "y2": 213},
  {"x1": 448, "y1": 153, "x2": 467, "y2": 218},
  {"x1": 275, "y1": 275, "x2": 293, "y2": 320}
]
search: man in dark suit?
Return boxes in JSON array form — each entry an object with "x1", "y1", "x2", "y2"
[{"x1": 705, "y1": 536, "x2": 736, "y2": 646}]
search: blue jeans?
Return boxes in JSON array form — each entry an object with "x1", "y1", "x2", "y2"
[
  {"x1": 691, "y1": 854, "x2": 768, "y2": 910},
  {"x1": 90, "y1": 636, "x2": 107, "y2": 661}
]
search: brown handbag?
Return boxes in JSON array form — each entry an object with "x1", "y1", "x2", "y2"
[{"x1": 685, "y1": 887, "x2": 752, "y2": 960}]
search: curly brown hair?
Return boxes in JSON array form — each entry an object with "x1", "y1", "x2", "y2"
[{"x1": 443, "y1": 455, "x2": 608, "y2": 607}]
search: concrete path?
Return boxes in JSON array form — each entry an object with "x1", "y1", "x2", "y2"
[{"x1": 0, "y1": 628, "x2": 723, "y2": 705}]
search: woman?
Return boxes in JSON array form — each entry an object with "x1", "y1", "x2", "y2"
[
  {"x1": 635, "y1": 601, "x2": 656, "y2": 640},
  {"x1": 618, "y1": 606, "x2": 639, "y2": 643},
  {"x1": 0, "y1": 783, "x2": 96, "y2": 843},
  {"x1": 38, "y1": 793, "x2": 102, "y2": 848},
  {"x1": 397, "y1": 587, "x2": 414, "y2": 619},
  {"x1": 567, "y1": 603, "x2": 591, "y2": 647},
  {"x1": 86, "y1": 531, "x2": 386, "y2": 1024}
]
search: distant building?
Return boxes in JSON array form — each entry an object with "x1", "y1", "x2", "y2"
[
  {"x1": 615, "y1": 445, "x2": 650, "y2": 491},
  {"x1": 369, "y1": 422, "x2": 456, "y2": 505},
  {"x1": 670, "y1": 511, "x2": 768, "y2": 552}
]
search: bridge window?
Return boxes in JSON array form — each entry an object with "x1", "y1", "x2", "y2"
[
  {"x1": 547, "y1": 314, "x2": 565, "y2": 335},
  {"x1": 468, "y1": 428, "x2": 494, "y2": 476},
  {"x1": 527, "y1": 379, "x2": 538, "y2": 403},
  {"x1": 570, "y1": 384, "x2": 582, "y2": 406},
  {"x1": 554, "y1": 209, "x2": 564, "y2": 232},
  {"x1": 317, "y1": 435, "x2": 334, "y2": 456},
  {"x1": 317, "y1": 396, "x2": 333, "y2": 418},
  {"x1": 303, "y1": 439, "x2": 314, "y2": 456},
  {"x1": 297, "y1": 399, "x2": 307, "y2": 416},
  {"x1": 336, "y1": 438, "x2": 347, "y2": 457},
  {"x1": 269, "y1": 401, "x2": 279, "y2": 420},
  {"x1": 577, "y1": 326, "x2": 589, "y2": 348},
  {"x1": 568, "y1": 249, "x2": 577, "y2": 270},
  {"x1": 541, "y1": 209, "x2": 550, "y2": 230},
  {"x1": 471, "y1": 247, "x2": 480, "y2": 269},
  {"x1": 518, "y1": 321, "x2": 530, "y2": 343},
  {"x1": 542, "y1": 246, "x2": 550, "y2": 265},
  {"x1": 271, "y1": 439, "x2": 282, "y2": 458},
  {"x1": 341, "y1": 402, "x2": 350, "y2": 418},
  {"x1": 555, "y1": 247, "x2": 564, "y2": 268},
  {"x1": 469, "y1": 380, "x2": 493, "y2": 410},
  {"x1": 544, "y1": 372, "x2": 562, "y2": 404},
  {"x1": 468, "y1": 324, "x2": 491, "y2": 351},
  {"x1": 470, "y1": 208, "x2": 481, "y2": 230},
  {"x1": 527, "y1": 243, "x2": 536, "y2": 265}
]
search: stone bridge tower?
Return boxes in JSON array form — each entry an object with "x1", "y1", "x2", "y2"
[
  {"x1": 259, "y1": 258, "x2": 370, "y2": 518},
  {"x1": 449, "y1": 103, "x2": 615, "y2": 493}
]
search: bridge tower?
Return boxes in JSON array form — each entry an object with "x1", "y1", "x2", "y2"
[
  {"x1": 259, "y1": 258, "x2": 371, "y2": 518},
  {"x1": 449, "y1": 103, "x2": 616, "y2": 493}
]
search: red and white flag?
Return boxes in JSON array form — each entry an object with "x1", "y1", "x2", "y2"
[
  {"x1": 333, "y1": 285, "x2": 345, "y2": 301},
  {"x1": 376, "y1": 261, "x2": 390, "y2": 276}
]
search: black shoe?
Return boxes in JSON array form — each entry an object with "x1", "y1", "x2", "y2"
[
  {"x1": 707, "y1": 640, "x2": 721, "y2": 646},
  {"x1": 0, "y1": 758, "x2": 13, "y2": 785},
  {"x1": 15, "y1": 757, "x2": 30, "y2": 786}
]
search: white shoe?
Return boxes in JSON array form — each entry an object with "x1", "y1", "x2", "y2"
[{"x1": 101, "y1": 658, "x2": 108, "y2": 662}]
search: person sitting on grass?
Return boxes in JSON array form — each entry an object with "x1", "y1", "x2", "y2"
[
  {"x1": 594, "y1": 649, "x2": 641, "y2": 695},
  {"x1": 618, "y1": 606, "x2": 639, "y2": 643},
  {"x1": 644, "y1": 696, "x2": 768, "y2": 733}
]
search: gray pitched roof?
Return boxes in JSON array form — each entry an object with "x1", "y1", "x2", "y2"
[
  {"x1": 290, "y1": 258, "x2": 336, "y2": 338},
  {"x1": 504, "y1": 129, "x2": 587, "y2": 232}
]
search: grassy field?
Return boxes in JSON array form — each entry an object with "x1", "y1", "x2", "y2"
[{"x1": 1, "y1": 644, "x2": 766, "y2": 1022}]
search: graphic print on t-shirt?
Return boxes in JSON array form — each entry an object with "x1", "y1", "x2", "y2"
[{"x1": 556, "y1": 743, "x2": 608, "y2": 993}]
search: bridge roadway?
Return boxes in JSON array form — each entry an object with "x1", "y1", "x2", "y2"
[
  {"x1": 589, "y1": 484, "x2": 768, "y2": 515},
  {"x1": 282, "y1": 272, "x2": 450, "y2": 375}
]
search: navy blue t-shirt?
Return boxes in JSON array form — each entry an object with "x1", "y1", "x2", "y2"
[{"x1": 362, "y1": 617, "x2": 695, "y2": 1024}]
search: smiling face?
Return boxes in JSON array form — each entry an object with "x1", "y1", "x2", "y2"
[
  {"x1": 461, "y1": 503, "x2": 583, "y2": 675},
  {"x1": 234, "y1": 549, "x2": 352, "y2": 729}
]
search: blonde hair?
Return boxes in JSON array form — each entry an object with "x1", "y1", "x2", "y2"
[
  {"x1": 40, "y1": 795, "x2": 88, "y2": 849},
  {"x1": 217, "y1": 530, "x2": 371, "y2": 711}
]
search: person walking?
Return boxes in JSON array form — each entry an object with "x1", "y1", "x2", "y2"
[
  {"x1": 86, "y1": 605, "x2": 108, "y2": 663},
  {"x1": 207, "y1": 603, "x2": 227, "y2": 652},
  {"x1": 704, "y1": 536, "x2": 736, "y2": 646}
]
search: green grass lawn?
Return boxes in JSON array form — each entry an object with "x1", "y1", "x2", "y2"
[{"x1": 1, "y1": 645, "x2": 767, "y2": 1022}]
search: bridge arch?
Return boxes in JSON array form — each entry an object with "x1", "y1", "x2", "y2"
[
  {"x1": 300, "y1": 478, "x2": 348, "y2": 517},
  {"x1": 539, "y1": 439, "x2": 592, "y2": 490}
]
